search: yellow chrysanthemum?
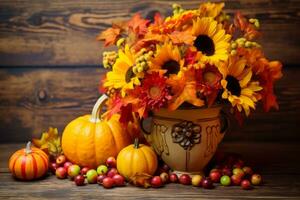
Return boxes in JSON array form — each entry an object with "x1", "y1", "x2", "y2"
[
  {"x1": 150, "y1": 42, "x2": 185, "y2": 80},
  {"x1": 219, "y1": 56, "x2": 262, "y2": 116},
  {"x1": 190, "y1": 17, "x2": 231, "y2": 66},
  {"x1": 104, "y1": 45, "x2": 141, "y2": 97}
]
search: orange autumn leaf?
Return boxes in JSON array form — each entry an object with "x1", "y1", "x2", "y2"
[
  {"x1": 168, "y1": 31, "x2": 195, "y2": 45},
  {"x1": 128, "y1": 13, "x2": 150, "y2": 36},
  {"x1": 128, "y1": 173, "x2": 152, "y2": 188},
  {"x1": 169, "y1": 82, "x2": 204, "y2": 111},
  {"x1": 234, "y1": 12, "x2": 260, "y2": 40},
  {"x1": 97, "y1": 27, "x2": 121, "y2": 46}
]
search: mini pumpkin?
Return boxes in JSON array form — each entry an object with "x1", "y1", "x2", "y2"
[
  {"x1": 117, "y1": 138, "x2": 158, "y2": 179},
  {"x1": 8, "y1": 142, "x2": 49, "y2": 180},
  {"x1": 62, "y1": 94, "x2": 131, "y2": 169}
]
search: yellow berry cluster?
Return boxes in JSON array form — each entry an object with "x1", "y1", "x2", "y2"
[
  {"x1": 132, "y1": 48, "x2": 153, "y2": 74},
  {"x1": 172, "y1": 4, "x2": 185, "y2": 16},
  {"x1": 103, "y1": 51, "x2": 118, "y2": 69},
  {"x1": 249, "y1": 18, "x2": 260, "y2": 28},
  {"x1": 230, "y1": 38, "x2": 260, "y2": 55}
]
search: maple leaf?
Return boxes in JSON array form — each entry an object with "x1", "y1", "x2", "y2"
[
  {"x1": 169, "y1": 31, "x2": 195, "y2": 45},
  {"x1": 127, "y1": 13, "x2": 150, "y2": 36},
  {"x1": 97, "y1": 27, "x2": 121, "y2": 46},
  {"x1": 128, "y1": 173, "x2": 152, "y2": 188},
  {"x1": 32, "y1": 127, "x2": 62, "y2": 157}
]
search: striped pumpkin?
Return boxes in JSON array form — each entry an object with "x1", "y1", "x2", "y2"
[{"x1": 8, "y1": 142, "x2": 49, "y2": 180}]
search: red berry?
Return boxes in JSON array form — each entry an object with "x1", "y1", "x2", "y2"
[
  {"x1": 151, "y1": 176, "x2": 163, "y2": 188},
  {"x1": 209, "y1": 170, "x2": 222, "y2": 183},
  {"x1": 97, "y1": 175, "x2": 106, "y2": 185},
  {"x1": 233, "y1": 168, "x2": 245, "y2": 178},
  {"x1": 251, "y1": 174, "x2": 262, "y2": 185},
  {"x1": 74, "y1": 175, "x2": 85, "y2": 186},
  {"x1": 179, "y1": 174, "x2": 191, "y2": 185},
  {"x1": 231, "y1": 174, "x2": 242, "y2": 186},
  {"x1": 102, "y1": 177, "x2": 114, "y2": 189},
  {"x1": 63, "y1": 162, "x2": 73, "y2": 171},
  {"x1": 222, "y1": 168, "x2": 232, "y2": 177},
  {"x1": 233, "y1": 159, "x2": 244, "y2": 169},
  {"x1": 56, "y1": 167, "x2": 67, "y2": 179},
  {"x1": 160, "y1": 172, "x2": 169, "y2": 184},
  {"x1": 107, "y1": 168, "x2": 118, "y2": 178},
  {"x1": 112, "y1": 174, "x2": 125, "y2": 186},
  {"x1": 80, "y1": 167, "x2": 90, "y2": 175},
  {"x1": 242, "y1": 166, "x2": 253, "y2": 176},
  {"x1": 162, "y1": 164, "x2": 170, "y2": 172},
  {"x1": 202, "y1": 178, "x2": 214, "y2": 189},
  {"x1": 241, "y1": 179, "x2": 252, "y2": 190},
  {"x1": 106, "y1": 157, "x2": 116, "y2": 168},
  {"x1": 56, "y1": 155, "x2": 67, "y2": 166},
  {"x1": 169, "y1": 173, "x2": 178, "y2": 183},
  {"x1": 49, "y1": 162, "x2": 58, "y2": 174}
]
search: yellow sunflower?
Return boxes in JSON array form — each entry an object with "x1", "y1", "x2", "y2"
[
  {"x1": 190, "y1": 17, "x2": 231, "y2": 66},
  {"x1": 104, "y1": 45, "x2": 141, "y2": 97},
  {"x1": 219, "y1": 56, "x2": 262, "y2": 116},
  {"x1": 150, "y1": 42, "x2": 185, "y2": 80}
]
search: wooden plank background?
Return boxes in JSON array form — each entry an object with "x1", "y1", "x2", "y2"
[
  {"x1": 0, "y1": 0, "x2": 299, "y2": 66},
  {"x1": 0, "y1": 0, "x2": 300, "y2": 143}
]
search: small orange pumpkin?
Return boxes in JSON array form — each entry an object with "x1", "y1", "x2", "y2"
[
  {"x1": 8, "y1": 142, "x2": 49, "y2": 180},
  {"x1": 62, "y1": 94, "x2": 131, "y2": 169},
  {"x1": 117, "y1": 138, "x2": 158, "y2": 178}
]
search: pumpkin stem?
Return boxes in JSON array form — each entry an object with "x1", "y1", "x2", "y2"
[
  {"x1": 90, "y1": 94, "x2": 109, "y2": 123},
  {"x1": 134, "y1": 138, "x2": 139, "y2": 149},
  {"x1": 25, "y1": 141, "x2": 32, "y2": 155}
]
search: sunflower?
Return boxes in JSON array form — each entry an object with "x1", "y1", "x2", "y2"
[
  {"x1": 104, "y1": 45, "x2": 141, "y2": 97},
  {"x1": 150, "y1": 42, "x2": 185, "y2": 80},
  {"x1": 190, "y1": 17, "x2": 231, "y2": 66},
  {"x1": 219, "y1": 56, "x2": 262, "y2": 116}
]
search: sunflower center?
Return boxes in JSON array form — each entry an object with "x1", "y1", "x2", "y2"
[
  {"x1": 162, "y1": 60, "x2": 180, "y2": 77},
  {"x1": 226, "y1": 75, "x2": 241, "y2": 96},
  {"x1": 194, "y1": 35, "x2": 215, "y2": 56},
  {"x1": 125, "y1": 67, "x2": 134, "y2": 83}
]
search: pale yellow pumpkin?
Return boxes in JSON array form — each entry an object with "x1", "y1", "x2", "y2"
[{"x1": 62, "y1": 94, "x2": 131, "y2": 169}]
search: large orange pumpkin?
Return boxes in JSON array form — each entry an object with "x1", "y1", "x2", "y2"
[
  {"x1": 8, "y1": 142, "x2": 49, "y2": 180},
  {"x1": 117, "y1": 138, "x2": 158, "y2": 179},
  {"x1": 62, "y1": 94, "x2": 131, "y2": 169}
]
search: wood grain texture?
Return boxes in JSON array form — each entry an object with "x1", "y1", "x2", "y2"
[
  {"x1": 0, "y1": 67, "x2": 299, "y2": 143},
  {"x1": 0, "y1": 0, "x2": 299, "y2": 66},
  {"x1": 1, "y1": 142, "x2": 300, "y2": 199}
]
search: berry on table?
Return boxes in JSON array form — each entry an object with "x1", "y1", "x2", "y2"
[
  {"x1": 241, "y1": 179, "x2": 252, "y2": 190},
  {"x1": 102, "y1": 177, "x2": 115, "y2": 189},
  {"x1": 191, "y1": 175, "x2": 203, "y2": 187},
  {"x1": 169, "y1": 173, "x2": 178, "y2": 183},
  {"x1": 56, "y1": 155, "x2": 66, "y2": 166},
  {"x1": 220, "y1": 175, "x2": 231, "y2": 186},
  {"x1": 209, "y1": 170, "x2": 222, "y2": 183},
  {"x1": 179, "y1": 174, "x2": 191, "y2": 185},
  {"x1": 97, "y1": 165, "x2": 108, "y2": 175},
  {"x1": 56, "y1": 167, "x2": 67, "y2": 179},
  {"x1": 68, "y1": 165, "x2": 81, "y2": 179},
  {"x1": 160, "y1": 172, "x2": 169, "y2": 184},
  {"x1": 74, "y1": 175, "x2": 85, "y2": 186},
  {"x1": 251, "y1": 174, "x2": 262, "y2": 185},
  {"x1": 106, "y1": 157, "x2": 117, "y2": 168},
  {"x1": 86, "y1": 169, "x2": 98, "y2": 184},
  {"x1": 113, "y1": 174, "x2": 125, "y2": 186},
  {"x1": 202, "y1": 178, "x2": 214, "y2": 189},
  {"x1": 151, "y1": 176, "x2": 163, "y2": 188}
]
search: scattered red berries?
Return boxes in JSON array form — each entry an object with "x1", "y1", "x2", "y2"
[{"x1": 50, "y1": 152, "x2": 263, "y2": 190}]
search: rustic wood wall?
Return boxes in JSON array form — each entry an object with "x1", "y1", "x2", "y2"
[{"x1": 0, "y1": 0, "x2": 300, "y2": 143}]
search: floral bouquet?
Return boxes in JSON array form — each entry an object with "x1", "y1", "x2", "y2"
[{"x1": 98, "y1": 2, "x2": 282, "y2": 124}]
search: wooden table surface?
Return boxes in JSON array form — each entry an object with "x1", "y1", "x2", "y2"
[{"x1": 1, "y1": 142, "x2": 300, "y2": 200}]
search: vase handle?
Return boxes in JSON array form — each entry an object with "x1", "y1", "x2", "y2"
[
  {"x1": 140, "y1": 117, "x2": 152, "y2": 135},
  {"x1": 220, "y1": 110, "x2": 229, "y2": 134}
]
